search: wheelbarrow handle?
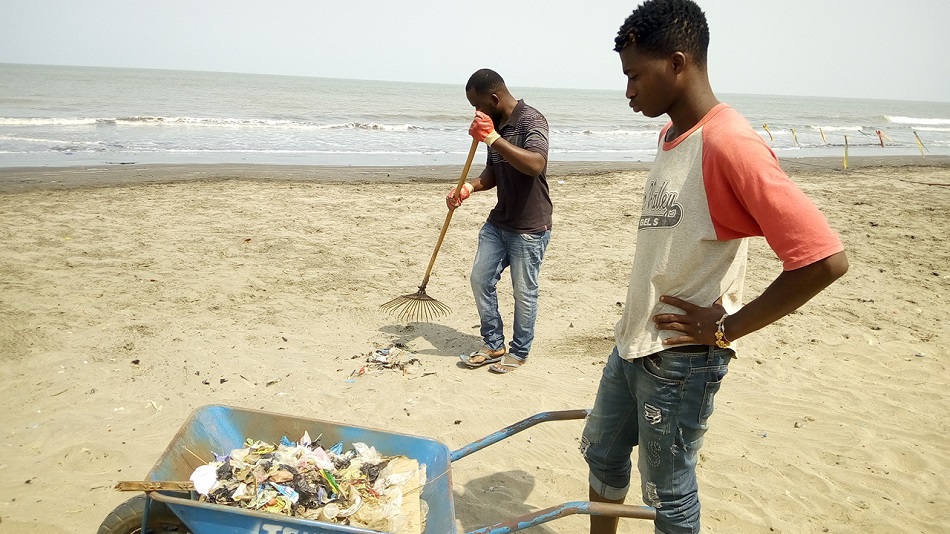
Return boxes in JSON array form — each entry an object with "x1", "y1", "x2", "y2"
[
  {"x1": 465, "y1": 501, "x2": 656, "y2": 533},
  {"x1": 450, "y1": 409, "x2": 590, "y2": 462}
]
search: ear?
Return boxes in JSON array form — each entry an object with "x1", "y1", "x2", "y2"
[
  {"x1": 489, "y1": 93, "x2": 500, "y2": 106},
  {"x1": 670, "y1": 51, "x2": 687, "y2": 74}
]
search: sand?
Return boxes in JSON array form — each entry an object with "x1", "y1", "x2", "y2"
[{"x1": 0, "y1": 157, "x2": 948, "y2": 533}]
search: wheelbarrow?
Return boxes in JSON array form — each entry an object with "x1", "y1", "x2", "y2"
[{"x1": 99, "y1": 404, "x2": 655, "y2": 533}]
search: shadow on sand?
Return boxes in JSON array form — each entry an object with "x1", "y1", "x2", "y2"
[{"x1": 378, "y1": 321, "x2": 484, "y2": 361}]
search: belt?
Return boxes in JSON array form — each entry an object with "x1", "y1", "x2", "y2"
[{"x1": 666, "y1": 344, "x2": 710, "y2": 353}]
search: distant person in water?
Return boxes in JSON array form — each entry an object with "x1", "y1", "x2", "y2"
[{"x1": 449, "y1": 68, "x2": 552, "y2": 375}]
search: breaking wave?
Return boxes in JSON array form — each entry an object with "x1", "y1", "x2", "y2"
[{"x1": 885, "y1": 116, "x2": 950, "y2": 126}]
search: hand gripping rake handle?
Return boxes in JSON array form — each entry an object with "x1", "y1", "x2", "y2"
[{"x1": 418, "y1": 138, "x2": 479, "y2": 290}]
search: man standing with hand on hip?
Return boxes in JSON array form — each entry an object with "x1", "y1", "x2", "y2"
[
  {"x1": 449, "y1": 68, "x2": 552, "y2": 375},
  {"x1": 580, "y1": 2, "x2": 849, "y2": 533}
]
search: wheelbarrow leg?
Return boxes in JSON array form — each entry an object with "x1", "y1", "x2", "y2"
[
  {"x1": 140, "y1": 494, "x2": 151, "y2": 532},
  {"x1": 465, "y1": 501, "x2": 656, "y2": 534}
]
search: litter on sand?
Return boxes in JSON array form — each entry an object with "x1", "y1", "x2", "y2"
[
  {"x1": 189, "y1": 432, "x2": 427, "y2": 533},
  {"x1": 347, "y1": 345, "x2": 422, "y2": 382}
]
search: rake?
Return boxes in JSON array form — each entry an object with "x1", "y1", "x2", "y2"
[{"x1": 381, "y1": 138, "x2": 479, "y2": 322}]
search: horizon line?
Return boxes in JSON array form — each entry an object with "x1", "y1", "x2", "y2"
[{"x1": 2, "y1": 60, "x2": 949, "y2": 106}]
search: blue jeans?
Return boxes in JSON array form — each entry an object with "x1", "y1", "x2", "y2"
[
  {"x1": 581, "y1": 346, "x2": 733, "y2": 534},
  {"x1": 470, "y1": 222, "x2": 550, "y2": 361}
]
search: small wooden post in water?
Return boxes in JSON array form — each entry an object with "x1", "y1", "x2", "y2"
[
  {"x1": 843, "y1": 135, "x2": 849, "y2": 169},
  {"x1": 914, "y1": 131, "x2": 926, "y2": 157}
]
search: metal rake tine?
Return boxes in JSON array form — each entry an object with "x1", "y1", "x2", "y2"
[
  {"x1": 382, "y1": 294, "x2": 451, "y2": 322},
  {"x1": 380, "y1": 295, "x2": 408, "y2": 311},
  {"x1": 399, "y1": 302, "x2": 417, "y2": 323},
  {"x1": 430, "y1": 300, "x2": 451, "y2": 317}
]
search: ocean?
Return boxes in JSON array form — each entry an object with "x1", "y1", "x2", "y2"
[{"x1": 2, "y1": 62, "x2": 949, "y2": 168}]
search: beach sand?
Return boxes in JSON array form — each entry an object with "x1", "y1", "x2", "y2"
[{"x1": 0, "y1": 158, "x2": 948, "y2": 533}]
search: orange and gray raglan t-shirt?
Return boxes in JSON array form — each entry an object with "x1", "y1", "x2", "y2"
[{"x1": 615, "y1": 103, "x2": 844, "y2": 360}]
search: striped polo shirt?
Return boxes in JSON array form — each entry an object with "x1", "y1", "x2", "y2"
[{"x1": 485, "y1": 100, "x2": 552, "y2": 234}]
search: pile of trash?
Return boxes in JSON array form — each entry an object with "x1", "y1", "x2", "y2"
[
  {"x1": 348, "y1": 345, "x2": 422, "y2": 381},
  {"x1": 189, "y1": 432, "x2": 427, "y2": 533}
]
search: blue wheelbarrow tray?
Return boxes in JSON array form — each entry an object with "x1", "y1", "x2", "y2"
[{"x1": 141, "y1": 404, "x2": 655, "y2": 533}]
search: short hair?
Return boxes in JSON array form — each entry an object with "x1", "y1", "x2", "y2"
[
  {"x1": 466, "y1": 68, "x2": 505, "y2": 95},
  {"x1": 614, "y1": 0, "x2": 709, "y2": 67}
]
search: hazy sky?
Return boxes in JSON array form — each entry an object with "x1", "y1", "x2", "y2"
[{"x1": 2, "y1": 0, "x2": 948, "y2": 102}]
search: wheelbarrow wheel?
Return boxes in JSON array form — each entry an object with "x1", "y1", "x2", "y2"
[{"x1": 97, "y1": 494, "x2": 191, "y2": 534}]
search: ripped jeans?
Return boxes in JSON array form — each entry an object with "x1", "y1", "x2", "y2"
[{"x1": 580, "y1": 346, "x2": 732, "y2": 534}]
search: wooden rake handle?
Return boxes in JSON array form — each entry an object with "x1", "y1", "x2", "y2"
[{"x1": 419, "y1": 138, "x2": 479, "y2": 289}]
